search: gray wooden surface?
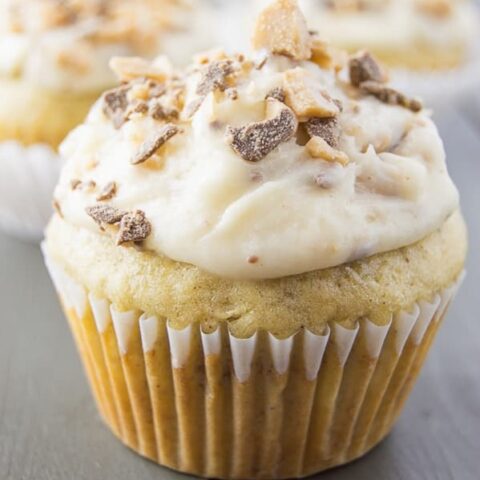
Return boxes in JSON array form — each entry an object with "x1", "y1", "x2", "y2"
[{"x1": 0, "y1": 104, "x2": 479, "y2": 479}]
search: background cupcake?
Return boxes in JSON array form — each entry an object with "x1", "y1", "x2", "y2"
[
  {"x1": 0, "y1": 0, "x2": 216, "y2": 240},
  {"x1": 298, "y1": 0, "x2": 477, "y2": 71},
  {"x1": 43, "y1": 0, "x2": 466, "y2": 478}
]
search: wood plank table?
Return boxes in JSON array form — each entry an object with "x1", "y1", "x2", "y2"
[{"x1": 1, "y1": 106, "x2": 479, "y2": 479}]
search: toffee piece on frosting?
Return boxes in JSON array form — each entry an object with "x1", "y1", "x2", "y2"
[
  {"x1": 226, "y1": 99, "x2": 298, "y2": 162},
  {"x1": 117, "y1": 210, "x2": 152, "y2": 245},
  {"x1": 86, "y1": 205, "x2": 127, "y2": 226},
  {"x1": 131, "y1": 124, "x2": 181, "y2": 165},
  {"x1": 349, "y1": 51, "x2": 387, "y2": 87},
  {"x1": 252, "y1": 0, "x2": 312, "y2": 60}
]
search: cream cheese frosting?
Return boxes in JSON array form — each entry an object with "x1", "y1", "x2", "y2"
[
  {"x1": 0, "y1": 0, "x2": 215, "y2": 93},
  {"x1": 52, "y1": 0, "x2": 459, "y2": 280},
  {"x1": 298, "y1": 0, "x2": 477, "y2": 53}
]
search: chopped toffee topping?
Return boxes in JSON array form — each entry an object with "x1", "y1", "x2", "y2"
[
  {"x1": 103, "y1": 85, "x2": 130, "y2": 129},
  {"x1": 86, "y1": 205, "x2": 126, "y2": 226},
  {"x1": 125, "y1": 100, "x2": 149, "y2": 119},
  {"x1": 252, "y1": 0, "x2": 312, "y2": 61},
  {"x1": 306, "y1": 136, "x2": 349, "y2": 165},
  {"x1": 283, "y1": 68, "x2": 340, "y2": 120},
  {"x1": 305, "y1": 117, "x2": 340, "y2": 148},
  {"x1": 70, "y1": 179, "x2": 81, "y2": 190},
  {"x1": 52, "y1": 199, "x2": 63, "y2": 218},
  {"x1": 149, "y1": 100, "x2": 179, "y2": 121},
  {"x1": 226, "y1": 99, "x2": 298, "y2": 162},
  {"x1": 226, "y1": 88, "x2": 239, "y2": 100},
  {"x1": 110, "y1": 56, "x2": 169, "y2": 83},
  {"x1": 247, "y1": 255, "x2": 259, "y2": 264},
  {"x1": 96, "y1": 182, "x2": 117, "y2": 202},
  {"x1": 196, "y1": 60, "x2": 236, "y2": 96},
  {"x1": 265, "y1": 87, "x2": 286, "y2": 103},
  {"x1": 131, "y1": 124, "x2": 181, "y2": 165},
  {"x1": 116, "y1": 210, "x2": 152, "y2": 245},
  {"x1": 361, "y1": 81, "x2": 423, "y2": 112},
  {"x1": 184, "y1": 97, "x2": 205, "y2": 119},
  {"x1": 349, "y1": 51, "x2": 387, "y2": 87}
]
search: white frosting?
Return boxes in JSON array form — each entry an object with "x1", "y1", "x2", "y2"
[
  {"x1": 298, "y1": 0, "x2": 477, "y2": 51},
  {"x1": 0, "y1": 0, "x2": 216, "y2": 93},
  {"x1": 54, "y1": 52, "x2": 459, "y2": 280}
]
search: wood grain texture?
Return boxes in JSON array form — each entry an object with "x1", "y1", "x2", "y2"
[{"x1": 0, "y1": 105, "x2": 479, "y2": 479}]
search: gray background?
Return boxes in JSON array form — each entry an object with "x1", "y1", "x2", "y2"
[{"x1": 1, "y1": 79, "x2": 480, "y2": 480}]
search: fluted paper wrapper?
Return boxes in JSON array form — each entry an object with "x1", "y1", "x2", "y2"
[
  {"x1": 0, "y1": 141, "x2": 61, "y2": 241},
  {"x1": 44, "y1": 251, "x2": 462, "y2": 479}
]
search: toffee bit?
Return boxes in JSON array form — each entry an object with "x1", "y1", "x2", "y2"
[
  {"x1": 96, "y1": 182, "x2": 117, "y2": 202},
  {"x1": 306, "y1": 136, "x2": 349, "y2": 166},
  {"x1": 226, "y1": 100, "x2": 298, "y2": 162},
  {"x1": 265, "y1": 87, "x2": 286, "y2": 103},
  {"x1": 52, "y1": 199, "x2": 63, "y2": 218},
  {"x1": 116, "y1": 210, "x2": 152, "y2": 245},
  {"x1": 305, "y1": 117, "x2": 340, "y2": 148},
  {"x1": 184, "y1": 96, "x2": 205, "y2": 119},
  {"x1": 126, "y1": 100, "x2": 149, "y2": 119},
  {"x1": 283, "y1": 68, "x2": 340, "y2": 119},
  {"x1": 248, "y1": 255, "x2": 259, "y2": 264},
  {"x1": 226, "y1": 88, "x2": 238, "y2": 100},
  {"x1": 103, "y1": 85, "x2": 130, "y2": 129},
  {"x1": 149, "y1": 100, "x2": 179, "y2": 121},
  {"x1": 361, "y1": 81, "x2": 423, "y2": 112},
  {"x1": 252, "y1": 0, "x2": 312, "y2": 61},
  {"x1": 349, "y1": 51, "x2": 387, "y2": 87},
  {"x1": 86, "y1": 205, "x2": 126, "y2": 226},
  {"x1": 196, "y1": 60, "x2": 235, "y2": 96},
  {"x1": 255, "y1": 53, "x2": 268, "y2": 70},
  {"x1": 70, "y1": 179, "x2": 81, "y2": 190},
  {"x1": 131, "y1": 124, "x2": 181, "y2": 165},
  {"x1": 147, "y1": 80, "x2": 167, "y2": 98}
]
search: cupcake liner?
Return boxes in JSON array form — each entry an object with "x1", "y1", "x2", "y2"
[
  {"x1": 0, "y1": 141, "x2": 61, "y2": 242},
  {"x1": 392, "y1": 37, "x2": 480, "y2": 108},
  {"x1": 43, "y1": 249, "x2": 463, "y2": 479}
]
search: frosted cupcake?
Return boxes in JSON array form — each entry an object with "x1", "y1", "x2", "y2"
[
  {"x1": 297, "y1": 0, "x2": 477, "y2": 70},
  {"x1": 0, "y1": 0, "x2": 215, "y2": 240},
  {"x1": 43, "y1": 0, "x2": 466, "y2": 478}
]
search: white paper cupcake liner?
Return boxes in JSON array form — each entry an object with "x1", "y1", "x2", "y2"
[
  {"x1": 0, "y1": 140, "x2": 61, "y2": 242},
  {"x1": 43, "y1": 248, "x2": 463, "y2": 479}
]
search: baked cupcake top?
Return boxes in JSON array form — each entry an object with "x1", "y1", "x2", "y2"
[
  {"x1": 0, "y1": 0, "x2": 213, "y2": 92},
  {"x1": 298, "y1": 0, "x2": 476, "y2": 55},
  {"x1": 53, "y1": 0, "x2": 459, "y2": 280}
]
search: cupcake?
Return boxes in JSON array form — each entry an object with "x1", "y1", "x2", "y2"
[
  {"x1": 0, "y1": 0, "x2": 215, "y2": 240},
  {"x1": 297, "y1": 0, "x2": 478, "y2": 71},
  {"x1": 43, "y1": 0, "x2": 467, "y2": 478}
]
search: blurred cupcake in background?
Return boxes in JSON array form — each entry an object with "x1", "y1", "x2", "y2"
[
  {"x1": 0, "y1": 0, "x2": 216, "y2": 240},
  {"x1": 299, "y1": 0, "x2": 477, "y2": 70},
  {"x1": 235, "y1": 0, "x2": 480, "y2": 106},
  {"x1": 44, "y1": 1, "x2": 466, "y2": 478}
]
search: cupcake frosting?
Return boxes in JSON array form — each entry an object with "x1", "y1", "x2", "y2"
[
  {"x1": 298, "y1": 0, "x2": 477, "y2": 53},
  {"x1": 53, "y1": 0, "x2": 459, "y2": 280},
  {"x1": 0, "y1": 0, "x2": 214, "y2": 93}
]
